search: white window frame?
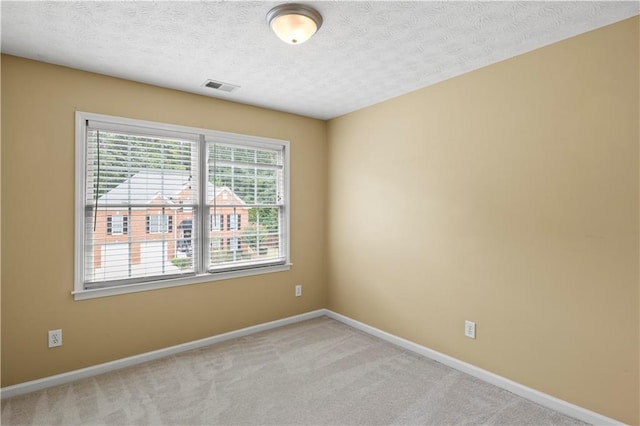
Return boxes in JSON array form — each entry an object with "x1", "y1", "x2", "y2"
[{"x1": 74, "y1": 111, "x2": 291, "y2": 300}]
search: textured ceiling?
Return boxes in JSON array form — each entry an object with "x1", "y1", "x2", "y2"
[{"x1": 1, "y1": 1, "x2": 638, "y2": 120}]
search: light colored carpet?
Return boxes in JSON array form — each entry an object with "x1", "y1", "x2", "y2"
[{"x1": 1, "y1": 316, "x2": 586, "y2": 425}]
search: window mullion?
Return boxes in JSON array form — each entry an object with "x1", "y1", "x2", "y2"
[{"x1": 198, "y1": 134, "x2": 208, "y2": 274}]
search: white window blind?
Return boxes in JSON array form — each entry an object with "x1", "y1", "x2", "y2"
[
  {"x1": 207, "y1": 141, "x2": 286, "y2": 272},
  {"x1": 82, "y1": 120, "x2": 199, "y2": 289},
  {"x1": 75, "y1": 112, "x2": 290, "y2": 299}
]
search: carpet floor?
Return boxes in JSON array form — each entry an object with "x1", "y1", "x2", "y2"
[{"x1": 1, "y1": 316, "x2": 586, "y2": 425}]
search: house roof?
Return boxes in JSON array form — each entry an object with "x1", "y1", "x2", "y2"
[{"x1": 98, "y1": 170, "x2": 244, "y2": 205}]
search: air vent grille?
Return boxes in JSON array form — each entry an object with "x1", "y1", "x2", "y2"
[
  {"x1": 202, "y1": 79, "x2": 240, "y2": 93},
  {"x1": 205, "y1": 81, "x2": 222, "y2": 89}
]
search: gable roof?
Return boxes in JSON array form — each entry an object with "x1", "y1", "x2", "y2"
[
  {"x1": 207, "y1": 186, "x2": 245, "y2": 206},
  {"x1": 98, "y1": 170, "x2": 244, "y2": 205},
  {"x1": 98, "y1": 170, "x2": 190, "y2": 205}
]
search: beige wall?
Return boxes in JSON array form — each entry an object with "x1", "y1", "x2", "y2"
[
  {"x1": 0, "y1": 55, "x2": 327, "y2": 386},
  {"x1": 327, "y1": 17, "x2": 639, "y2": 425}
]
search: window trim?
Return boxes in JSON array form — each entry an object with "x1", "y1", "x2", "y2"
[{"x1": 74, "y1": 111, "x2": 291, "y2": 301}]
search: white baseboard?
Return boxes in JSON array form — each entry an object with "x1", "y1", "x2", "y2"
[
  {"x1": 0, "y1": 308, "x2": 623, "y2": 425},
  {"x1": 0, "y1": 309, "x2": 326, "y2": 400},
  {"x1": 324, "y1": 310, "x2": 623, "y2": 426}
]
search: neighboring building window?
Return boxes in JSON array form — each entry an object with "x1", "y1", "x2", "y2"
[
  {"x1": 210, "y1": 238, "x2": 222, "y2": 251},
  {"x1": 107, "y1": 215, "x2": 128, "y2": 235},
  {"x1": 146, "y1": 214, "x2": 173, "y2": 233},
  {"x1": 210, "y1": 214, "x2": 222, "y2": 231},
  {"x1": 177, "y1": 219, "x2": 192, "y2": 254},
  {"x1": 227, "y1": 237, "x2": 241, "y2": 251},
  {"x1": 75, "y1": 112, "x2": 290, "y2": 299},
  {"x1": 227, "y1": 214, "x2": 241, "y2": 231}
]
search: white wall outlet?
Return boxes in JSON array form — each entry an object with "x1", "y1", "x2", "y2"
[
  {"x1": 295, "y1": 284, "x2": 302, "y2": 297},
  {"x1": 48, "y1": 329, "x2": 62, "y2": 348},
  {"x1": 464, "y1": 321, "x2": 476, "y2": 339}
]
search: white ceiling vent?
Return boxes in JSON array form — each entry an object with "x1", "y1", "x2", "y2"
[{"x1": 202, "y1": 79, "x2": 240, "y2": 93}]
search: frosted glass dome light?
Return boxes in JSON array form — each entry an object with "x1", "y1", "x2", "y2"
[{"x1": 267, "y1": 4, "x2": 323, "y2": 45}]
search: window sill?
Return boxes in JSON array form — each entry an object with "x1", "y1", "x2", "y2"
[{"x1": 73, "y1": 263, "x2": 292, "y2": 301}]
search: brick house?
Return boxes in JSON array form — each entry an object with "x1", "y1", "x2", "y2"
[{"x1": 93, "y1": 171, "x2": 248, "y2": 272}]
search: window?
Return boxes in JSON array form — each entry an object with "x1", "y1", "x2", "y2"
[
  {"x1": 227, "y1": 214, "x2": 241, "y2": 231},
  {"x1": 75, "y1": 112, "x2": 290, "y2": 300},
  {"x1": 210, "y1": 238, "x2": 222, "y2": 251},
  {"x1": 227, "y1": 237, "x2": 241, "y2": 251},
  {"x1": 210, "y1": 214, "x2": 222, "y2": 231},
  {"x1": 177, "y1": 219, "x2": 192, "y2": 254},
  {"x1": 146, "y1": 214, "x2": 173, "y2": 233},
  {"x1": 107, "y1": 215, "x2": 128, "y2": 235}
]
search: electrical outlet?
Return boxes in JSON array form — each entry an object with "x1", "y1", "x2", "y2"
[
  {"x1": 464, "y1": 321, "x2": 476, "y2": 339},
  {"x1": 295, "y1": 284, "x2": 302, "y2": 297},
  {"x1": 48, "y1": 329, "x2": 62, "y2": 348}
]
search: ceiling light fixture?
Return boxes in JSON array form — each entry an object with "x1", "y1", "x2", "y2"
[{"x1": 266, "y1": 3, "x2": 323, "y2": 45}]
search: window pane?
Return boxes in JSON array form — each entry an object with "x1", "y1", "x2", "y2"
[
  {"x1": 84, "y1": 126, "x2": 198, "y2": 288},
  {"x1": 206, "y1": 206, "x2": 282, "y2": 268},
  {"x1": 207, "y1": 140, "x2": 285, "y2": 271},
  {"x1": 245, "y1": 207, "x2": 281, "y2": 257},
  {"x1": 207, "y1": 144, "x2": 284, "y2": 207}
]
